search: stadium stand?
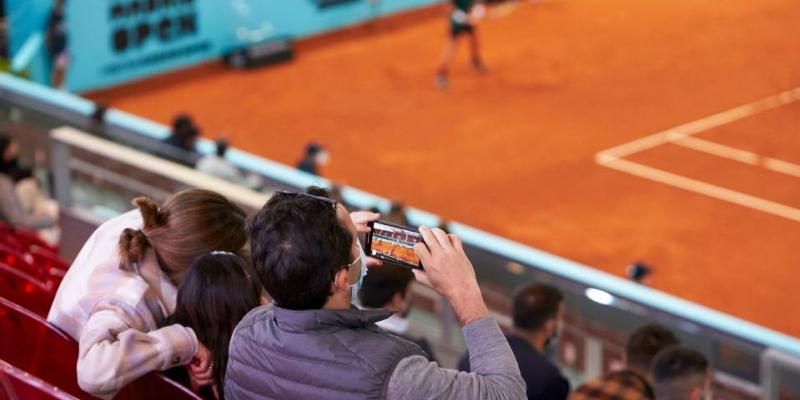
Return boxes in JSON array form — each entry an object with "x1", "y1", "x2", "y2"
[{"x1": 1, "y1": 60, "x2": 800, "y2": 397}]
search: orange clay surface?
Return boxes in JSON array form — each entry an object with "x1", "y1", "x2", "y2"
[
  {"x1": 372, "y1": 237, "x2": 419, "y2": 266},
  {"x1": 88, "y1": 0, "x2": 800, "y2": 336}
]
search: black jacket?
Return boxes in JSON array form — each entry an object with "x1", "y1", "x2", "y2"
[{"x1": 458, "y1": 333, "x2": 570, "y2": 400}]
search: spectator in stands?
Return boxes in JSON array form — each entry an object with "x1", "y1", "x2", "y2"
[
  {"x1": 47, "y1": 189, "x2": 247, "y2": 399},
  {"x1": 163, "y1": 114, "x2": 200, "y2": 165},
  {"x1": 225, "y1": 189, "x2": 525, "y2": 399},
  {"x1": 627, "y1": 261, "x2": 653, "y2": 285},
  {"x1": 13, "y1": 165, "x2": 61, "y2": 244},
  {"x1": 573, "y1": 323, "x2": 680, "y2": 399},
  {"x1": 170, "y1": 252, "x2": 265, "y2": 400},
  {"x1": 358, "y1": 264, "x2": 437, "y2": 362},
  {"x1": 46, "y1": 0, "x2": 68, "y2": 89},
  {"x1": 458, "y1": 282, "x2": 570, "y2": 399},
  {"x1": 385, "y1": 201, "x2": 411, "y2": 226},
  {"x1": 296, "y1": 142, "x2": 328, "y2": 176},
  {"x1": 0, "y1": 135, "x2": 55, "y2": 230},
  {"x1": 652, "y1": 346, "x2": 712, "y2": 400},
  {"x1": 196, "y1": 138, "x2": 262, "y2": 190}
]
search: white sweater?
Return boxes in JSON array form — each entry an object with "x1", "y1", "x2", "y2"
[{"x1": 47, "y1": 210, "x2": 198, "y2": 399}]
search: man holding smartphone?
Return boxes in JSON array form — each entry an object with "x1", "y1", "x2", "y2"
[{"x1": 225, "y1": 189, "x2": 525, "y2": 400}]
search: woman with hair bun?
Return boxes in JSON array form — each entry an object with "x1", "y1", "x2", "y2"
[{"x1": 47, "y1": 189, "x2": 248, "y2": 399}]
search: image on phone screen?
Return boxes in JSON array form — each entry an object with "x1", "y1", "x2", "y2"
[{"x1": 365, "y1": 221, "x2": 423, "y2": 269}]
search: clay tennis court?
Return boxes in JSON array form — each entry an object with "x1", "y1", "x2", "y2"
[{"x1": 87, "y1": 0, "x2": 800, "y2": 336}]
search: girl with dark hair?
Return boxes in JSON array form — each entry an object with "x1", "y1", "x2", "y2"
[
  {"x1": 171, "y1": 252, "x2": 265, "y2": 399},
  {"x1": 47, "y1": 189, "x2": 248, "y2": 399}
]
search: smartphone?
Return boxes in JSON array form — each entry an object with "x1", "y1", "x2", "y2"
[{"x1": 364, "y1": 220, "x2": 424, "y2": 270}]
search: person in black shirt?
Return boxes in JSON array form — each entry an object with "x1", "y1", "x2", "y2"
[
  {"x1": 458, "y1": 283, "x2": 570, "y2": 399},
  {"x1": 358, "y1": 263, "x2": 438, "y2": 363}
]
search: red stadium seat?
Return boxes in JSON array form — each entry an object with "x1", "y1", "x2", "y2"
[
  {"x1": 9, "y1": 229, "x2": 59, "y2": 255},
  {"x1": 26, "y1": 249, "x2": 68, "y2": 286},
  {"x1": 0, "y1": 297, "x2": 86, "y2": 399},
  {"x1": 115, "y1": 373, "x2": 202, "y2": 400},
  {"x1": 0, "y1": 264, "x2": 54, "y2": 316},
  {"x1": 0, "y1": 359, "x2": 79, "y2": 400},
  {"x1": 0, "y1": 298, "x2": 201, "y2": 400},
  {"x1": 0, "y1": 242, "x2": 65, "y2": 289}
]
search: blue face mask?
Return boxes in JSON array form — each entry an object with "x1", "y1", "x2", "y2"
[{"x1": 350, "y1": 238, "x2": 368, "y2": 304}]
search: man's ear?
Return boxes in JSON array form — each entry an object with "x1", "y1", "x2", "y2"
[{"x1": 332, "y1": 268, "x2": 349, "y2": 292}]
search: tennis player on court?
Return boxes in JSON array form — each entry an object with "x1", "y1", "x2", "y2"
[{"x1": 435, "y1": 0, "x2": 487, "y2": 90}]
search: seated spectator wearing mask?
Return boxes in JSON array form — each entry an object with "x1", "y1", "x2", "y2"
[
  {"x1": 357, "y1": 264, "x2": 437, "y2": 363},
  {"x1": 225, "y1": 189, "x2": 525, "y2": 400},
  {"x1": 0, "y1": 134, "x2": 55, "y2": 230},
  {"x1": 573, "y1": 324, "x2": 679, "y2": 399},
  {"x1": 196, "y1": 138, "x2": 262, "y2": 190},
  {"x1": 47, "y1": 189, "x2": 247, "y2": 399},
  {"x1": 652, "y1": 347, "x2": 712, "y2": 400},
  {"x1": 458, "y1": 283, "x2": 569, "y2": 400},
  {"x1": 170, "y1": 252, "x2": 267, "y2": 400}
]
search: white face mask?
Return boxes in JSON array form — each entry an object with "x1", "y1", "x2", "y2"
[{"x1": 349, "y1": 238, "x2": 368, "y2": 305}]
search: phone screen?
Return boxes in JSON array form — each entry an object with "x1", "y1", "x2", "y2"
[{"x1": 365, "y1": 221, "x2": 423, "y2": 269}]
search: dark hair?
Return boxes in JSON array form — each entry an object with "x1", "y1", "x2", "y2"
[
  {"x1": 305, "y1": 142, "x2": 323, "y2": 156},
  {"x1": 652, "y1": 346, "x2": 709, "y2": 399},
  {"x1": 249, "y1": 190, "x2": 352, "y2": 310},
  {"x1": 305, "y1": 186, "x2": 331, "y2": 198},
  {"x1": 172, "y1": 253, "x2": 262, "y2": 397},
  {"x1": 512, "y1": 283, "x2": 563, "y2": 331},
  {"x1": 358, "y1": 264, "x2": 414, "y2": 308},
  {"x1": 216, "y1": 139, "x2": 229, "y2": 157},
  {"x1": 118, "y1": 189, "x2": 247, "y2": 280},
  {"x1": 172, "y1": 114, "x2": 195, "y2": 136},
  {"x1": 626, "y1": 324, "x2": 680, "y2": 371},
  {"x1": 10, "y1": 166, "x2": 33, "y2": 183},
  {"x1": 0, "y1": 134, "x2": 15, "y2": 175}
]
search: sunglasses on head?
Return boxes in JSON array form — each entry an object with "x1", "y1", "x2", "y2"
[{"x1": 273, "y1": 190, "x2": 337, "y2": 210}]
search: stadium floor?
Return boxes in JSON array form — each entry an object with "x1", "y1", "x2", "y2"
[{"x1": 87, "y1": 0, "x2": 800, "y2": 336}]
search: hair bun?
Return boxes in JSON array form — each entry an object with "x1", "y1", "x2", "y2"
[
  {"x1": 132, "y1": 196, "x2": 166, "y2": 229},
  {"x1": 118, "y1": 228, "x2": 149, "y2": 270}
]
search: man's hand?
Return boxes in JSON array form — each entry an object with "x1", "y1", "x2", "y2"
[
  {"x1": 189, "y1": 343, "x2": 215, "y2": 391},
  {"x1": 350, "y1": 211, "x2": 383, "y2": 267},
  {"x1": 413, "y1": 226, "x2": 488, "y2": 326},
  {"x1": 349, "y1": 211, "x2": 380, "y2": 233}
]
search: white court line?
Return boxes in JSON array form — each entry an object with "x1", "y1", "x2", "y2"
[
  {"x1": 598, "y1": 156, "x2": 800, "y2": 223},
  {"x1": 764, "y1": 158, "x2": 800, "y2": 178},
  {"x1": 599, "y1": 87, "x2": 800, "y2": 158},
  {"x1": 669, "y1": 136, "x2": 800, "y2": 179},
  {"x1": 596, "y1": 86, "x2": 800, "y2": 223},
  {"x1": 671, "y1": 136, "x2": 759, "y2": 165}
]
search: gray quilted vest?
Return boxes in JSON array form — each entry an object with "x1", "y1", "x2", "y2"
[{"x1": 224, "y1": 304, "x2": 427, "y2": 400}]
